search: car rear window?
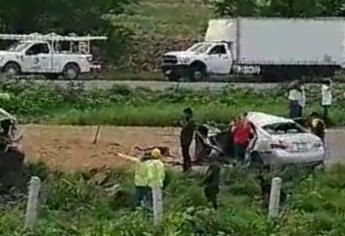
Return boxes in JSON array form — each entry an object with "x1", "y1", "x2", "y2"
[{"x1": 262, "y1": 122, "x2": 306, "y2": 135}]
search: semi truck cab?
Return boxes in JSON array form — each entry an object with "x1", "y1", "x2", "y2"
[{"x1": 161, "y1": 42, "x2": 234, "y2": 81}]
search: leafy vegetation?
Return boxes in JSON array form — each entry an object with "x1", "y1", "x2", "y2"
[
  {"x1": 1, "y1": 0, "x2": 345, "y2": 74},
  {"x1": 0, "y1": 80, "x2": 345, "y2": 126},
  {"x1": 3, "y1": 162, "x2": 345, "y2": 235},
  {"x1": 212, "y1": 0, "x2": 345, "y2": 18}
]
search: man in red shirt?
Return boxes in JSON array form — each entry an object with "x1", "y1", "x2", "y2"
[{"x1": 232, "y1": 117, "x2": 253, "y2": 162}]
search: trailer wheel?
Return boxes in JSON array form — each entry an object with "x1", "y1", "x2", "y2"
[
  {"x1": 188, "y1": 62, "x2": 206, "y2": 81},
  {"x1": 63, "y1": 63, "x2": 80, "y2": 80},
  {"x1": 3, "y1": 63, "x2": 21, "y2": 78}
]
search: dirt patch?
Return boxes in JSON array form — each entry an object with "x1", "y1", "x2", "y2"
[
  {"x1": 22, "y1": 125, "x2": 182, "y2": 171},
  {"x1": 19, "y1": 125, "x2": 345, "y2": 171}
]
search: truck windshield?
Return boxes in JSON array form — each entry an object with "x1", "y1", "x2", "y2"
[
  {"x1": 7, "y1": 42, "x2": 31, "y2": 52},
  {"x1": 187, "y1": 43, "x2": 212, "y2": 54}
]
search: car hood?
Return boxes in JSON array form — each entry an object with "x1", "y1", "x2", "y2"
[
  {"x1": 0, "y1": 50, "x2": 21, "y2": 56},
  {"x1": 164, "y1": 51, "x2": 197, "y2": 57}
]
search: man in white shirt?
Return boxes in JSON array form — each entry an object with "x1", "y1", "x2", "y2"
[
  {"x1": 298, "y1": 83, "x2": 306, "y2": 117},
  {"x1": 288, "y1": 80, "x2": 304, "y2": 118},
  {"x1": 321, "y1": 79, "x2": 332, "y2": 121}
]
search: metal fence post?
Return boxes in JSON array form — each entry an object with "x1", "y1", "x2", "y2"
[
  {"x1": 268, "y1": 177, "x2": 282, "y2": 219},
  {"x1": 152, "y1": 186, "x2": 163, "y2": 225},
  {"x1": 25, "y1": 176, "x2": 41, "y2": 229}
]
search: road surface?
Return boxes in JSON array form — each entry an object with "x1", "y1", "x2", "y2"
[{"x1": 21, "y1": 79, "x2": 282, "y2": 91}]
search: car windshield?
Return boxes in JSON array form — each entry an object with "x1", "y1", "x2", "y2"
[
  {"x1": 7, "y1": 42, "x2": 31, "y2": 52},
  {"x1": 187, "y1": 43, "x2": 212, "y2": 54},
  {"x1": 263, "y1": 122, "x2": 306, "y2": 135}
]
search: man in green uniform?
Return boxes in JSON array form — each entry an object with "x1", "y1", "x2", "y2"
[
  {"x1": 134, "y1": 153, "x2": 151, "y2": 207},
  {"x1": 203, "y1": 153, "x2": 221, "y2": 209},
  {"x1": 180, "y1": 108, "x2": 195, "y2": 172}
]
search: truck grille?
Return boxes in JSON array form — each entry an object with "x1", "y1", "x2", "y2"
[{"x1": 162, "y1": 55, "x2": 177, "y2": 64}]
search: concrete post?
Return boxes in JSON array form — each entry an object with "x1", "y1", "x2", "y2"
[
  {"x1": 268, "y1": 177, "x2": 282, "y2": 219},
  {"x1": 152, "y1": 186, "x2": 163, "y2": 225},
  {"x1": 25, "y1": 176, "x2": 41, "y2": 229}
]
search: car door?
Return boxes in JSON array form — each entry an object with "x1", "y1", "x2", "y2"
[
  {"x1": 206, "y1": 44, "x2": 232, "y2": 74},
  {"x1": 23, "y1": 43, "x2": 51, "y2": 73}
]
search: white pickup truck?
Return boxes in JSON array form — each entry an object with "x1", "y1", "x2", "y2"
[
  {"x1": 0, "y1": 33, "x2": 107, "y2": 79},
  {"x1": 161, "y1": 18, "x2": 345, "y2": 81}
]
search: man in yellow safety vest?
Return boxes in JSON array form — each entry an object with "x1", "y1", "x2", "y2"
[
  {"x1": 147, "y1": 148, "x2": 165, "y2": 223},
  {"x1": 147, "y1": 148, "x2": 165, "y2": 189},
  {"x1": 134, "y1": 153, "x2": 152, "y2": 207}
]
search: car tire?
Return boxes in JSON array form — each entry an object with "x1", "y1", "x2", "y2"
[
  {"x1": 188, "y1": 63, "x2": 206, "y2": 81},
  {"x1": 62, "y1": 64, "x2": 80, "y2": 80},
  {"x1": 3, "y1": 63, "x2": 21, "y2": 78}
]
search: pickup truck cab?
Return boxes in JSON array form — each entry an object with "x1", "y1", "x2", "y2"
[
  {"x1": 161, "y1": 42, "x2": 233, "y2": 81},
  {"x1": 161, "y1": 41, "x2": 261, "y2": 81},
  {"x1": 0, "y1": 33, "x2": 107, "y2": 79}
]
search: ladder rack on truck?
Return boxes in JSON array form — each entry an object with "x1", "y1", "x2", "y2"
[{"x1": 0, "y1": 33, "x2": 108, "y2": 80}]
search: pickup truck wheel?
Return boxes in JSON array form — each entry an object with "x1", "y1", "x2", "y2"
[
  {"x1": 3, "y1": 63, "x2": 20, "y2": 77},
  {"x1": 189, "y1": 64, "x2": 206, "y2": 81},
  {"x1": 63, "y1": 64, "x2": 80, "y2": 80}
]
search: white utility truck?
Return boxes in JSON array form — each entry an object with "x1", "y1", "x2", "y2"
[
  {"x1": 161, "y1": 18, "x2": 345, "y2": 81},
  {"x1": 0, "y1": 33, "x2": 107, "y2": 79}
]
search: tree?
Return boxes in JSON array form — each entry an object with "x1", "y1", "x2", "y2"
[
  {"x1": 212, "y1": 0, "x2": 345, "y2": 18},
  {"x1": 212, "y1": 0, "x2": 259, "y2": 17},
  {"x1": 0, "y1": 0, "x2": 135, "y2": 34}
]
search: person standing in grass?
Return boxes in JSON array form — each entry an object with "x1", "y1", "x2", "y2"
[
  {"x1": 203, "y1": 153, "x2": 221, "y2": 209},
  {"x1": 232, "y1": 116, "x2": 253, "y2": 162},
  {"x1": 147, "y1": 148, "x2": 165, "y2": 222},
  {"x1": 288, "y1": 80, "x2": 303, "y2": 118},
  {"x1": 298, "y1": 80, "x2": 306, "y2": 117},
  {"x1": 308, "y1": 112, "x2": 326, "y2": 143},
  {"x1": 180, "y1": 108, "x2": 195, "y2": 172},
  {"x1": 134, "y1": 153, "x2": 151, "y2": 207},
  {"x1": 321, "y1": 79, "x2": 332, "y2": 122}
]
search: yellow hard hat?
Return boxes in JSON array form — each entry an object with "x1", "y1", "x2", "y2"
[{"x1": 151, "y1": 148, "x2": 161, "y2": 159}]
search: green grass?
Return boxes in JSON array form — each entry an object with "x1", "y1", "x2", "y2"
[
  {"x1": 4, "y1": 162, "x2": 345, "y2": 235},
  {"x1": 1, "y1": 80, "x2": 345, "y2": 126}
]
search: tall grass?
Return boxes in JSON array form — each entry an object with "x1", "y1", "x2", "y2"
[
  {"x1": 0, "y1": 80, "x2": 345, "y2": 126},
  {"x1": 3, "y1": 163, "x2": 345, "y2": 235}
]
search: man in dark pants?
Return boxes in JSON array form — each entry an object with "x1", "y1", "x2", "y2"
[
  {"x1": 180, "y1": 108, "x2": 195, "y2": 172},
  {"x1": 203, "y1": 153, "x2": 221, "y2": 209},
  {"x1": 308, "y1": 112, "x2": 326, "y2": 143},
  {"x1": 288, "y1": 80, "x2": 304, "y2": 119}
]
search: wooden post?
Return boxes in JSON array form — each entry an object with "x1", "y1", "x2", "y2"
[
  {"x1": 152, "y1": 186, "x2": 163, "y2": 225},
  {"x1": 92, "y1": 125, "x2": 101, "y2": 144},
  {"x1": 268, "y1": 177, "x2": 282, "y2": 219},
  {"x1": 25, "y1": 176, "x2": 41, "y2": 229}
]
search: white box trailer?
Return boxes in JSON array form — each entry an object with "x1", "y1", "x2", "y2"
[
  {"x1": 161, "y1": 17, "x2": 345, "y2": 81},
  {"x1": 205, "y1": 18, "x2": 345, "y2": 67}
]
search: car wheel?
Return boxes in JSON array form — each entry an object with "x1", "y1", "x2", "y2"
[
  {"x1": 188, "y1": 63, "x2": 206, "y2": 81},
  {"x1": 63, "y1": 64, "x2": 80, "y2": 80},
  {"x1": 3, "y1": 63, "x2": 21, "y2": 78}
]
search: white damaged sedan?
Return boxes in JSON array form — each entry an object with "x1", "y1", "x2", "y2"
[{"x1": 246, "y1": 112, "x2": 325, "y2": 168}]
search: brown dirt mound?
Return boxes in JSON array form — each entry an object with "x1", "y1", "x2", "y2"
[{"x1": 23, "y1": 125, "x2": 181, "y2": 171}]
